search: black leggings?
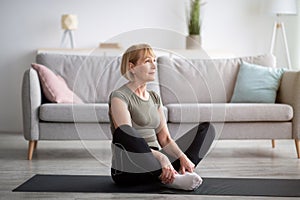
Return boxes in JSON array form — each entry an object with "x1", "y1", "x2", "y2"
[{"x1": 111, "y1": 122, "x2": 215, "y2": 185}]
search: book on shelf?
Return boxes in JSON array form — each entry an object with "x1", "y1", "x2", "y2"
[{"x1": 99, "y1": 43, "x2": 121, "y2": 49}]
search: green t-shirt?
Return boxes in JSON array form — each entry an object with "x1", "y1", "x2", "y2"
[{"x1": 109, "y1": 84, "x2": 162, "y2": 149}]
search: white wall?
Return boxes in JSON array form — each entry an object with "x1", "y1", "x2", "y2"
[{"x1": 0, "y1": 0, "x2": 299, "y2": 132}]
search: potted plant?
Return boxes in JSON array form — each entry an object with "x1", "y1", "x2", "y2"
[{"x1": 186, "y1": 0, "x2": 203, "y2": 49}]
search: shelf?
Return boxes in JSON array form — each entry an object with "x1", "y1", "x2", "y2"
[{"x1": 37, "y1": 48, "x2": 236, "y2": 59}]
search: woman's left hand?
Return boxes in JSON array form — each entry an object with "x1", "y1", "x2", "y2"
[{"x1": 179, "y1": 155, "x2": 195, "y2": 174}]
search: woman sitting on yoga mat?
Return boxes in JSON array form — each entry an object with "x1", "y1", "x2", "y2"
[{"x1": 108, "y1": 43, "x2": 215, "y2": 191}]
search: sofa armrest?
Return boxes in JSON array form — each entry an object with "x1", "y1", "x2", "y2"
[
  {"x1": 22, "y1": 68, "x2": 42, "y2": 141},
  {"x1": 277, "y1": 71, "x2": 300, "y2": 139}
]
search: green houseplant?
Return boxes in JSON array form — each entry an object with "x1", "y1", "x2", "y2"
[
  {"x1": 186, "y1": 0, "x2": 204, "y2": 49},
  {"x1": 188, "y1": 0, "x2": 201, "y2": 35}
]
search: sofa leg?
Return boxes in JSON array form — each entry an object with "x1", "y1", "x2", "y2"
[
  {"x1": 34, "y1": 140, "x2": 38, "y2": 150},
  {"x1": 295, "y1": 139, "x2": 300, "y2": 159},
  {"x1": 28, "y1": 141, "x2": 36, "y2": 160},
  {"x1": 271, "y1": 139, "x2": 275, "y2": 148}
]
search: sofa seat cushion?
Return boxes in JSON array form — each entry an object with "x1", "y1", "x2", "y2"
[
  {"x1": 39, "y1": 103, "x2": 109, "y2": 122},
  {"x1": 39, "y1": 103, "x2": 168, "y2": 123},
  {"x1": 166, "y1": 103, "x2": 293, "y2": 123}
]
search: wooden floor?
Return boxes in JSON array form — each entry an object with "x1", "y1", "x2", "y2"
[{"x1": 1, "y1": 131, "x2": 300, "y2": 200}]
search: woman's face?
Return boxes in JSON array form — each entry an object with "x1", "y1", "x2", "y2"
[{"x1": 130, "y1": 55, "x2": 156, "y2": 83}]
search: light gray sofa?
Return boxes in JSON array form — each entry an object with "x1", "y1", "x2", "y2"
[{"x1": 22, "y1": 52, "x2": 300, "y2": 160}]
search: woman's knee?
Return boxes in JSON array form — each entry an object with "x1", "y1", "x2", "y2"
[
  {"x1": 198, "y1": 122, "x2": 210, "y2": 130},
  {"x1": 198, "y1": 122, "x2": 215, "y2": 138},
  {"x1": 113, "y1": 125, "x2": 139, "y2": 141},
  {"x1": 112, "y1": 125, "x2": 151, "y2": 153}
]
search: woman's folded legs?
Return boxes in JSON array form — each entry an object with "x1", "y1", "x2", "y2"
[
  {"x1": 111, "y1": 125, "x2": 162, "y2": 185},
  {"x1": 111, "y1": 123, "x2": 215, "y2": 190}
]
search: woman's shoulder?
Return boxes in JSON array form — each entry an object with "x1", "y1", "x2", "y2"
[
  {"x1": 109, "y1": 85, "x2": 130, "y2": 104},
  {"x1": 148, "y1": 90, "x2": 161, "y2": 104},
  {"x1": 111, "y1": 85, "x2": 127, "y2": 95}
]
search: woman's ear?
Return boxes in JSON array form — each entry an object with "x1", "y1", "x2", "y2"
[
  {"x1": 129, "y1": 62, "x2": 135, "y2": 73},
  {"x1": 129, "y1": 62, "x2": 134, "y2": 68}
]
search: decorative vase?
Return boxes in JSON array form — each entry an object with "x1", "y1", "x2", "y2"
[{"x1": 186, "y1": 35, "x2": 201, "y2": 49}]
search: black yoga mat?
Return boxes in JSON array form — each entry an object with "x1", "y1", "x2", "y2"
[{"x1": 13, "y1": 174, "x2": 300, "y2": 197}]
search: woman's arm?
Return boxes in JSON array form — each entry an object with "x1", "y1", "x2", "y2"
[
  {"x1": 151, "y1": 149, "x2": 177, "y2": 184},
  {"x1": 156, "y1": 107, "x2": 195, "y2": 174},
  {"x1": 110, "y1": 97, "x2": 132, "y2": 128},
  {"x1": 157, "y1": 125, "x2": 183, "y2": 158}
]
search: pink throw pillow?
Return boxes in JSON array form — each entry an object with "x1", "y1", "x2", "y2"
[{"x1": 31, "y1": 63, "x2": 83, "y2": 104}]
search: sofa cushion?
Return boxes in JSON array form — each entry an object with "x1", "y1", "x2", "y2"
[
  {"x1": 230, "y1": 61, "x2": 285, "y2": 103},
  {"x1": 39, "y1": 103, "x2": 168, "y2": 123},
  {"x1": 166, "y1": 103, "x2": 293, "y2": 123},
  {"x1": 36, "y1": 53, "x2": 161, "y2": 103},
  {"x1": 31, "y1": 63, "x2": 83, "y2": 103},
  {"x1": 157, "y1": 54, "x2": 276, "y2": 104},
  {"x1": 39, "y1": 103, "x2": 109, "y2": 122}
]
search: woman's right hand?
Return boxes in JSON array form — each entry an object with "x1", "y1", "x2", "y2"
[{"x1": 158, "y1": 154, "x2": 177, "y2": 184}]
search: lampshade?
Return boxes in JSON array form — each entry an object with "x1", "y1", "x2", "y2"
[
  {"x1": 268, "y1": 0, "x2": 297, "y2": 15},
  {"x1": 61, "y1": 14, "x2": 78, "y2": 30}
]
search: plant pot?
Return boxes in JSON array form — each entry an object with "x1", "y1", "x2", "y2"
[{"x1": 186, "y1": 35, "x2": 201, "y2": 49}]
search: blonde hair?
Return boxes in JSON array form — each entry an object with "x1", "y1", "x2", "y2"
[{"x1": 120, "y1": 43, "x2": 155, "y2": 81}]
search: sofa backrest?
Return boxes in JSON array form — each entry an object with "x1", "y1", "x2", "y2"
[
  {"x1": 157, "y1": 54, "x2": 276, "y2": 104},
  {"x1": 36, "y1": 53, "x2": 160, "y2": 103},
  {"x1": 36, "y1": 53, "x2": 275, "y2": 104}
]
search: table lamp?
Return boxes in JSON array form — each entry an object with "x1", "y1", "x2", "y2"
[{"x1": 60, "y1": 14, "x2": 78, "y2": 49}]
